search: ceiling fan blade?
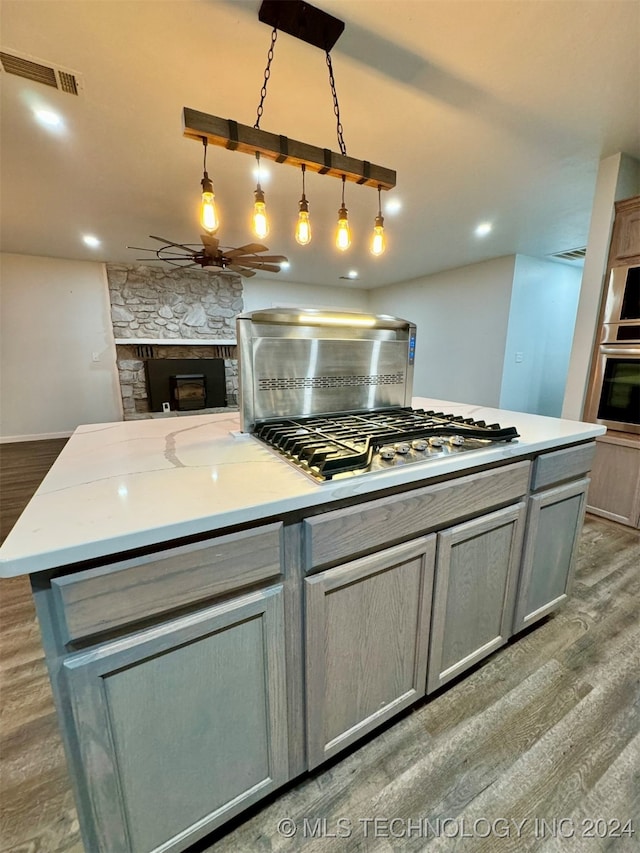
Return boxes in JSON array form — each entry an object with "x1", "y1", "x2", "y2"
[
  {"x1": 148, "y1": 235, "x2": 198, "y2": 254},
  {"x1": 239, "y1": 262, "x2": 282, "y2": 273},
  {"x1": 127, "y1": 245, "x2": 156, "y2": 252},
  {"x1": 228, "y1": 264, "x2": 257, "y2": 277},
  {"x1": 235, "y1": 254, "x2": 288, "y2": 263},
  {"x1": 224, "y1": 243, "x2": 268, "y2": 258},
  {"x1": 200, "y1": 234, "x2": 220, "y2": 251}
]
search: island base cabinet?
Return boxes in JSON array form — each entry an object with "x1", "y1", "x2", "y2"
[
  {"x1": 513, "y1": 479, "x2": 589, "y2": 633},
  {"x1": 427, "y1": 503, "x2": 526, "y2": 693},
  {"x1": 61, "y1": 585, "x2": 288, "y2": 853},
  {"x1": 305, "y1": 536, "x2": 436, "y2": 770}
]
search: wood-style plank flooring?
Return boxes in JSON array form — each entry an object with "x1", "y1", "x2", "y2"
[
  {"x1": 0, "y1": 439, "x2": 68, "y2": 544},
  {"x1": 0, "y1": 440, "x2": 638, "y2": 853}
]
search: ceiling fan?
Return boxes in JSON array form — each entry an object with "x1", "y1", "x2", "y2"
[{"x1": 128, "y1": 234, "x2": 288, "y2": 278}]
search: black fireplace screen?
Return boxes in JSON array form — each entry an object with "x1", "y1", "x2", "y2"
[{"x1": 145, "y1": 359, "x2": 226, "y2": 412}]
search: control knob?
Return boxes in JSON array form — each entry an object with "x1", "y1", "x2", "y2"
[
  {"x1": 428, "y1": 436, "x2": 445, "y2": 448},
  {"x1": 449, "y1": 435, "x2": 466, "y2": 446},
  {"x1": 394, "y1": 442, "x2": 411, "y2": 455},
  {"x1": 379, "y1": 446, "x2": 396, "y2": 460},
  {"x1": 411, "y1": 438, "x2": 428, "y2": 451}
]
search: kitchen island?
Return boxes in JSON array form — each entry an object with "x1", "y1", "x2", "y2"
[{"x1": 0, "y1": 399, "x2": 604, "y2": 853}]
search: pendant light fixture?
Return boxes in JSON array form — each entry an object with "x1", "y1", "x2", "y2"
[
  {"x1": 370, "y1": 185, "x2": 386, "y2": 256},
  {"x1": 335, "y1": 175, "x2": 350, "y2": 251},
  {"x1": 295, "y1": 165, "x2": 312, "y2": 245},
  {"x1": 183, "y1": 1, "x2": 396, "y2": 254},
  {"x1": 199, "y1": 138, "x2": 219, "y2": 234},
  {"x1": 251, "y1": 152, "x2": 269, "y2": 239}
]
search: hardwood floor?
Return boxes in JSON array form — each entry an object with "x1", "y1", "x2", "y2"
[
  {"x1": 0, "y1": 439, "x2": 68, "y2": 544},
  {"x1": 0, "y1": 441, "x2": 638, "y2": 852}
]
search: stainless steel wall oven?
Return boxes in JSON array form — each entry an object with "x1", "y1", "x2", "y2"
[{"x1": 585, "y1": 263, "x2": 640, "y2": 434}]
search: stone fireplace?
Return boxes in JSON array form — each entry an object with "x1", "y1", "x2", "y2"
[{"x1": 106, "y1": 263, "x2": 243, "y2": 419}]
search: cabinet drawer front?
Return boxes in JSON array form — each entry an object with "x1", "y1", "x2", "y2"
[
  {"x1": 531, "y1": 442, "x2": 595, "y2": 491},
  {"x1": 304, "y1": 461, "x2": 530, "y2": 569},
  {"x1": 52, "y1": 523, "x2": 283, "y2": 643}
]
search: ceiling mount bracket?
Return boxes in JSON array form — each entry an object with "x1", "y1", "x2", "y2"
[{"x1": 258, "y1": 0, "x2": 345, "y2": 52}]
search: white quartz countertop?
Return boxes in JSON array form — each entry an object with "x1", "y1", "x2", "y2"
[{"x1": 0, "y1": 398, "x2": 605, "y2": 577}]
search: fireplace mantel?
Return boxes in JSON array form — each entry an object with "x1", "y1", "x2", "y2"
[{"x1": 114, "y1": 338, "x2": 236, "y2": 346}]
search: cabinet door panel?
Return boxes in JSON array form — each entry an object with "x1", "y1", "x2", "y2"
[
  {"x1": 305, "y1": 536, "x2": 435, "y2": 769},
  {"x1": 62, "y1": 586, "x2": 288, "y2": 853},
  {"x1": 513, "y1": 479, "x2": 589, "y2": 633},
  {"x1": 428, "y1": 503, "x2": 526, "y2": 693}
]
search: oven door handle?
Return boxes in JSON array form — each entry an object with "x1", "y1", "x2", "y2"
[{"x1": 599, "y1": 344, "x2": 640, "y2": 357}]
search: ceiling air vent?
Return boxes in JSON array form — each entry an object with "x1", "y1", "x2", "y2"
[
  {"x1": 0, "y1": 49, "x2": 82, "y2": 94},
  {"x1": 549, "y1": 247, "x2": 587, "y2": 262}
]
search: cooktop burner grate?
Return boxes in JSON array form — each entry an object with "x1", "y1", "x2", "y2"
[{"x1": 253, "y1": 408, "x2": 519, "y2": 481}]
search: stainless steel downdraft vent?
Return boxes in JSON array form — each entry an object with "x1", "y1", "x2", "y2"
[
  {"x1": 0, "y1": 50, "x2": 82, "y2": 94},
  {"x1": 549, "y1": 247, "x2": 587, "y2": 262}
]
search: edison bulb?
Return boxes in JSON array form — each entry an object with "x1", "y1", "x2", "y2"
[
  {"x1": 252, "y1": 187, "x2": 269, "y2": 239},
  {"x1": 370, "y1": 223, "x2": 385, "y2": 256},
  {"x1": 296, "y1": 207, "x2": 311, "y2": 246},
  {"x1": 253, "y1": 202, "x2": 268, "y2": 239},
  {"x1": 336, "y1": 206, "x2": 351, "y2": 251},
  {"x1": 201, "y1": 190, "x2": 219, "y2": 233}
]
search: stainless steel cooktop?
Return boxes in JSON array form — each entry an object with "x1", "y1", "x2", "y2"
[{"x1": 253, "y1": 407, "x2": 519, "y2": 482}]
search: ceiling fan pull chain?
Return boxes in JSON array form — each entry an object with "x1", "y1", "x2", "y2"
[
  {"x1": 255, "y1": 27, "x2": 278, "y2": 130},
  {"x1": 326, "y1": 50, "x2": 347, "y2": 156}
]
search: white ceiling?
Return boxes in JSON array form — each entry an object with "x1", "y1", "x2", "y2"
[{"x1": 1, "y1": 0, "x2": 638, "y2": 289}]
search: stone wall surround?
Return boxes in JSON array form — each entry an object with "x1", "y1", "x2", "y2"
[{"x1": 106, "y1": 264, "x2": 243, "y2": 419}]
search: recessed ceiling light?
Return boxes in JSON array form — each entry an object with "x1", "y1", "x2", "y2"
[
  {"x1": 475, "y1": 222, "x2": 493, "y2": 237},
  {"x1": 385, "y1": 198, "x2": 402, "y2": 215},
  {"x1": 280, "y1": 260, "x2": 290, "y2": 270},
  {"x1": 252, "y1": 164, "x2": 270, "y2": 184},
  {"x1": 347, "y1": 270, "x2": 358, "y2": 279},
  {"x1": 82, "y1": 234, "x2": 101, "y2": 248},
  {"x1": 34, "y1": 108, "x2": 63, "y2": 129}
]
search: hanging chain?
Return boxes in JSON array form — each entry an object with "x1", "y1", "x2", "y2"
[
  {"x1": 255, "y1": 27, "x2": 278, "y2": 129},
  {"x1": 326, "y1": 50, "x2": 347, "y2": 156}
]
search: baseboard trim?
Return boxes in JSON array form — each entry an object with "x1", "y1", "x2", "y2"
[{"x1": 0, "y1": 431, "x2": 74, "y2": 444}]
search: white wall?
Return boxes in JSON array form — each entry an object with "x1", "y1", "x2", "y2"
[
  {"x1": 369, "y1": 257, "x2": 516, "y2": 407},
  {"x1": 499, "y1": 256, "x2": 582, "y2": 417},
  {"x1": 0, "y1": 258, "x2": 371, "y2": 439},
  {"x1": 243, "y1": 277, "x2": 370, "y2": 313},
  {"x1": 562, "y1": 153, "x2": 640, "y2": 419},
  {"x1": 0, "y1": 253, "x2": 122, "y2": 439}
]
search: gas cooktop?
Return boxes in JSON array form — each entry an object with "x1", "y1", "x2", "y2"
[{"x1": 253, "y1": 407, "x2": 519, "y2": 482}]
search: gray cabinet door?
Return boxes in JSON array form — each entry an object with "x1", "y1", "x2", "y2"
[
  {"x1": 61, "y1": 585, "x2": 288, "y2": 853},
  {"x1": 513, "y1": 478, "x2": 589, "y2": 633},
  {"x1": 427, "y1": 503, "x2": 526, "y2": 693},
  {"x1": 305, "y1": 536, "x2": 436, "y2": 770}
]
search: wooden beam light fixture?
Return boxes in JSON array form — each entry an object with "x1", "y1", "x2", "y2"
[
  {"x1": 182, "y1": 0, "x2": 396, "y2": 252},
  {"x1": 182, "y1": 108, "x2": 396, "y2": 192}
]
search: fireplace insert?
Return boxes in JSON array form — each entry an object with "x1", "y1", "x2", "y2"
[{"x1": 145, "y1": 358, "x2": 226, "y2": 412}]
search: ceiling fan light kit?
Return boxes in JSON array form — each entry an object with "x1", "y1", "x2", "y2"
[{"x1": 183, "y1": 0, "x2": 396, "y2": 259}]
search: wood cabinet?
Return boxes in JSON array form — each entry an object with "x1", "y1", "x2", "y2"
[
  {"x1": 607, "y1": 195, "x2": 640, "y2": 266},
  {"x1": 513, "y1": 479, "x2": 589, "y2": 633},
  {"x1": 586, "y1": 433, "x2": 640, "y2": 528},
  {"x1": 60, "y1": 585, "x2": 288, "y2": 853},
  {"x1": 427, "y1": 503, "x2": 526, "y2": 693},
  {"x1": 305, "y1": 536, "x2": 435, "y2": 769},
  {"x1": 29, "y1": 450, "x2": 595, "y2": 852}
]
